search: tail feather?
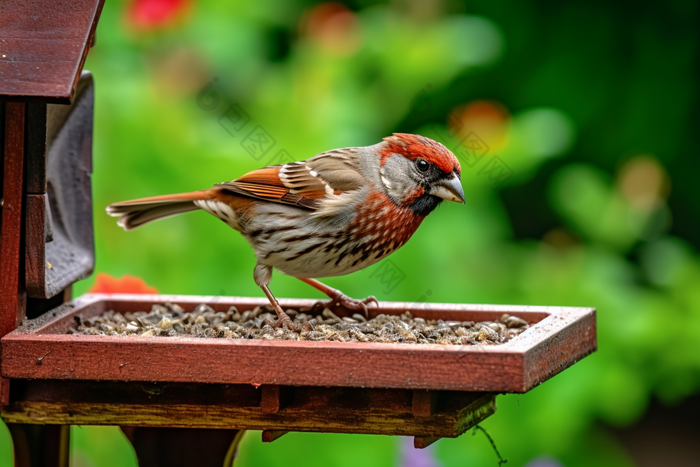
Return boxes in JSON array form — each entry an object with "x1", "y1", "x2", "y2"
[{"x1": 106, "y1": 190, "x2": 213, "y2": 231}]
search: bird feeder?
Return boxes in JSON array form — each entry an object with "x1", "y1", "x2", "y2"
[{"x1": 0, "y1": 1, "x2": 597, "y2": 466}]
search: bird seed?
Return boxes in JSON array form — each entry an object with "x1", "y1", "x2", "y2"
[{"x1": 67, "y1": 303, "x2": 530, "y2": 345}]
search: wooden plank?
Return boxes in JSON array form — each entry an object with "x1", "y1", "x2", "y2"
[
  {"x1": 0, "y1": 0, "x2": 105, "y2": 103},
  {"x1": 0, "y1": 102, "x2": 26, "y2": 338},
  {"x1": 0, "y1": 334, "x2": 525, "y2": 391},
  {"x1": 0, "y1": 102, "x2": 4, "y2": 228},
  {"x1": 24, "y1": 194, "x2": 47, "y2": 298},
  {"x1": 2, "y1": 401, "x2": 495, "y2": 437},
  {"x1": 0, "y1": 295, "x2": 596, "y2": 393},
  {"x1": 0, "y1": 102, "x2": 5, "y2": 406},
  {"x1": 1, "y1": 380, "x2": 496, "y2": 437}
]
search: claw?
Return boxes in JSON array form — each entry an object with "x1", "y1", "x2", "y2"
[
  {"x1": 297, "y1": 278, "x2": 379, "y2": 318},
  {"x1": 311, "y1": 294, "x2": 378, "y2": 318},
  {"x1": 260, "y1": 283, "x2": 301, "y2": 331},
  {"x1": 360, "y1": 296, "x2": 379, "y2": 317},
  {"x1": 264, "y1": 316, "x2": 300, "y2": 332}
]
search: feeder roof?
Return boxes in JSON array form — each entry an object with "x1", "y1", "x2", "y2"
[{"x1": 0, "y1": 0, "x2": 104, "y2": 104}]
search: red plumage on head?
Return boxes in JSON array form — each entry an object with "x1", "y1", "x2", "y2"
[{"x1": 380, "y1": 133, "x2": 461, "y2": 175}]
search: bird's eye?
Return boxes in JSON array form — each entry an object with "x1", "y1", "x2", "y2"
[{"x1": 416, "y1": 159, "x2": 429, "y2": 172}]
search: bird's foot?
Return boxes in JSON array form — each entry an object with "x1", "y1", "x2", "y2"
[
  {"x1": 264, "y1": 313, "x2": 300, "y2": 332},
  {"x1": 312, "y1": 294, "x2": 378, "y2": 318},
  {"x1": 296, "y1": 278, "x2": 378, "y2": 318},
  {"x1": 259, "y1": 283, "x2": 301, "y2": 331}
]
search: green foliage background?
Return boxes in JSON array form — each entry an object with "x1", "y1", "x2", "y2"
[{"x1": 2, "y1": 0, "x2": 699, "y2": 465}]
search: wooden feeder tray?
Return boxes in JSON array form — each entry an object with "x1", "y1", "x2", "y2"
[{"x1": 1, "y1": 294, "x2": 596, "y2": 447}]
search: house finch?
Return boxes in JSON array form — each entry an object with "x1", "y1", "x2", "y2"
[{"x1": 107, "y1": 133, "x2": 464, "y2": 329}]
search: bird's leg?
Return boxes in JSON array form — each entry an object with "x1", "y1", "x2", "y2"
[
  {"x1": 298, "y1": 277, "x2": 378, "y2": 317},
  {"x1": 254, "y1": 263, "x2": 299, "y2": 331},
  {"x1": 259, "y1": 284, "x2": 300, "y2": 331}
]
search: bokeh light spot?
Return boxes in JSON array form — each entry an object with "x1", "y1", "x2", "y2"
[
  {"x1": 301, "y1": 2, "x2": 362, "y2": 56},
  {"x1": 617, "y1": 155, "x2": 671, "y2": 213},
  {"x1": 126, "y1": 0, "x2": 191, "y2": 31},
  {"x1": 449, "y1": 100, "x2": 510, "y2": 153},
  {"x1": 442, "y1": 16, "x2": 504, "y2": 67},
  {"x1": 515, "y1": 108, "x2": 575, "y2": 159}
]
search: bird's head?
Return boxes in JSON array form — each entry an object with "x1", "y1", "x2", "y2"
[{"x1": 378, "y1": 133, "x2": 464, "y2": 216}]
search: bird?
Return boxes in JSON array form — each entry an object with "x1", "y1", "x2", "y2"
[{"x1": 106, "y1": 133, "x2": 464, "y2": 330}]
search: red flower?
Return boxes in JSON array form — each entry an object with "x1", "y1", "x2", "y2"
[
  {"x1": 126, "y1": 0, "x2": 191, "y2": 31},
  {"x1": 88, "y1": 273, "x2": 159, "y2": 294}
]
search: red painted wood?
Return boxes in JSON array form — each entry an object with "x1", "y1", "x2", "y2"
[
  {"x1": 24, "y1": 194, "x2": 46, "y2": 297},
  {"x1": 522, "y1": 308, "x2": 598, "y2": 390},
  {"x1": 0, "y1": 102, "x2": 26, "y2": 338},
  {"x1": 261, "y1": 385, "x2": 282, "y2": 414},
  {"x1": 412, "y1": 390, "x2": 435, "y2": 417},
  {"x1": 0, "y1": 0, "x2": 105, "y2": 103},
  {"x1": 1, "y1": 294, "x2": 597, "y2": 393}
]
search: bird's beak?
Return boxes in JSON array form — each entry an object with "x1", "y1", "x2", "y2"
[{"x1": 430, "y1": 173, "x2": 465, "y2": 204}]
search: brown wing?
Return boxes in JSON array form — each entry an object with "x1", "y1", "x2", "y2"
[
  {"x1": 216, "y1": 165, "x2": 323, "y2": 210},
  {"x1": 216, "y1": 148, "x2": 366, "y2": 211}
]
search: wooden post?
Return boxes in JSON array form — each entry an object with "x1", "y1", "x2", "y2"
[
  {"x1": 261, "y1": 385, "x2": 285, "y2": 414},
  {"x1": 0, "y1": 102, "x2": 26, "y2": 339},
  {"x1": 121, "y1": 427, "x2": 244, "y2": 467},
  {"x1": 412, "y1": 390, "x2": 437, "y2": 417},
  {"x1": 7, "y1": 424, "x2": 70, "y2": 467}
]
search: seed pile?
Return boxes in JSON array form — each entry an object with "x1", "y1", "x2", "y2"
[{"x1": 69, "y1": 303, "x2": 530, "y2": 345}]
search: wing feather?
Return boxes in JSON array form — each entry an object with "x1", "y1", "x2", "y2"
[
  {"x1": 216, "y1": 166, "x2": 321, "y2": 210},
  {"x1": 215, "y1": 148, "x2": 366, "y2": 210}
]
